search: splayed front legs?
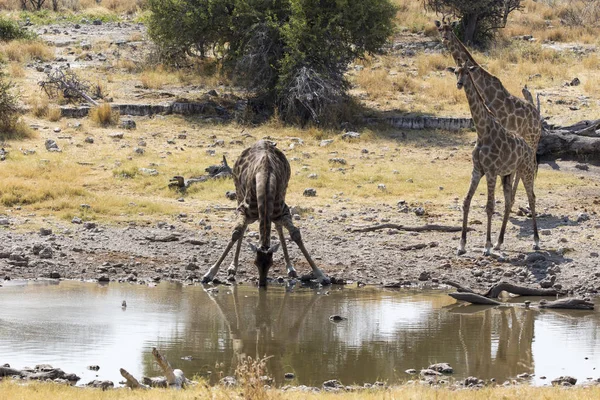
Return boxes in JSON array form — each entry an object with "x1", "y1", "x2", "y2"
[
  {"x1": 202, "y1": 218, "x2": 248, "y2": 283},
  {"x1": 280, "y1": 215, "x2": 330, "y2": 285},
  {"x1": 276, "y1": 224, "x2": 297, "y2": 278}
]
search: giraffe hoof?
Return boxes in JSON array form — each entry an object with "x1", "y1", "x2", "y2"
[
  {"x1": 201, "y1": 275, "x2": 213, "y2": 284},
  {"x1": 457, "y1": 249, "x2": 466, "y2": 256},
  {"x1": 533, "y1": 244, "x2": 540, "y2": 251},
  {"x1": 288, "y1": 270, "x2": 298, "y2": 278},
  {"x1": 227, "y1": 274, "x2": 236, "y2": 282},
  {"x1": 318, "y1": 276, "x2": 332, "y2": 286},
  {"x1": 227, "y1": 268, "x2": 236, "y2": 276}
]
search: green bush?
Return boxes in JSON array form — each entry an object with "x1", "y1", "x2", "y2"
[
  {"x1": 0, "y1": 66, "x2": 32, "y2": 141},
  {"x1": 147, "y1": 0, "x2": 396, "y2": 124},
  {"x1": 0, "y1": 17, "x2": 34, "y2": 41}
]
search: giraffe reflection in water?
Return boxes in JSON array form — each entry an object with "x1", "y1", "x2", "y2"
[
  {"x1": 207, "y1": 286, "x2": 320, "y2": 383},
  {"x1": 449, "y1": 305, "x2": 535, "y2": 380}
]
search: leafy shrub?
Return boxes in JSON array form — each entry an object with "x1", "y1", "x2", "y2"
[
  {"x1": 0, "y1": 67, "x2": 33, "y2": 140},
  {"x1": 147, "y1": 0, "x2": 396, "y2": 125},
  {"x1": 0, "y1": 16, "x2": 34, "y2": 41}
]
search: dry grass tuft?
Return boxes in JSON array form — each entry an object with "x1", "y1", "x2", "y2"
[
  {"x1": 89, "y1": 103, "x2": 118, "y2": 126},
  {"x1": 46, "y1": 105, "x2": 62, "y2": 122},
  {"x1": 140, "y1": 67, "x2": 177, "y2": 89},
  {"x1": 0, "y1": 40, "x2": 54, "y2": 62},
  {"x1": 29, "y1": 96, "x2": 49, "y2": 118},
  {"x1": 235, "y1": 356, "x2": 273, "y2": 400}
]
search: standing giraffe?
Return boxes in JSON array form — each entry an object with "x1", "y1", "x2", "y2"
[
  {"x1": 451, "y1": 63, "x2": 540, "y2": 255},
  {"x1": 201, "y1": 140, "x2": 330, "y2": 286},
  {"x1": 435, "y1": 20, "x2": 542, "y2": 203}
]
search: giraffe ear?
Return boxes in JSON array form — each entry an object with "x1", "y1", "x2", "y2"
[
  {"x1": 446, "y1": 67, "x2": 456, "y2": 73},
  {"x1": 468, "y1": 66, "x2": 479, "y2": 72}
]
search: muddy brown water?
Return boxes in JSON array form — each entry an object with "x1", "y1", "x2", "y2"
[{"x1": 1, "y1": 280, "x2": 600, "y2": 387}]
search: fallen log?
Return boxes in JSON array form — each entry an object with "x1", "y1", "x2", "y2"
[
  {"x1": 449, "y1": 292, "x2": 502, "y2": 305},
  {"x1": 484, "y1": 282, "x2": 561, "y2": 298},
  {"x1": 0, "y1": 366, "x2": 80, "y2": 382},
  {"x1": 120, "y1": 368, "x2": 148, "y2": 390},
  {"x1": 351, "y1": 223, "x2": 471, "y2": 233},
  {"x1": 443, "y1": 280, "x2": 475, "y2": 293},
  {"x1": 539, "y1": 298, "x2": 594, "y2": 310}
]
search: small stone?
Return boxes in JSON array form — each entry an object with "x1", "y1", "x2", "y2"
[
  {"x1": 225, "y1": 191, "x2": 237, "y2": 201},
  {"x1": 575, "y1": 163, "x2": 589, "y2": 171},
  {"x1": 414, "y1": 207, "x2": 425, "y2": 216},
  {"x1": 0, "y1": 218, "x2": 9, "y2": 225},
  {"x1": 72, "y1": 217, "x2": 82, "y2": 224},
  {"x1": 284, "y1": 373, "x2": 295, "y2": 379},
  {"x1": 39, "y1": 247, "x2": 53, "y2": 259},
  {"x1": 84, "y1": 222, "x2": 97, "y2": 230},
  {"x1": 87, "y1": 365, "x2": 100, "y2": 371},
  {"x1": 308, "y1": 173, "x2": 318, "y2": 179},
  {"x1": 421, "y1": 369, "x2": 442, "y2": 376},
  {"x1": 377, "y1": 184, "x2": 386, "y2": 191},
  {"x1": 120, "y1": 119, "x2": 136, "y2": 130},
  {"x1": 53, "y1": 127, "x2": 61, "y2": 133},
  {"x1": 45, "y1": 139, "x2": 61, "y2": 152},
  {"x1": 303, "y1": 188, "x2": 317, "y2": 197},
  {"x1": 97, "y1": 274, "x2": 109, "y2": 282},
  {"x1": 139, "y1": 168, "x2": 158, "y2": 176},
  {"x1": 134, "y1": 147, "x2": 145, "y2": 155},
  {"x1": 92, "y1": 19, "x2": 102, "y2": 25},
  {"x1": 428, "y1": 363, "x2": 453, "y2": 374},
  {"x1": 464, "y1": 376, "x2": 480, "y2": 386},
  {"x1": 50, "y1": 271, "x2": 60, "y2": 279},
  {"x1": 577, "y1": 213, "x2": 590, "y2": 223},
  {"x1": 320, "y1": 139, "x2": 334, "y2": 147},
  {"x1": 551, "y1": 376, "x2": 577, "y2": 386},
  {"x1": 329, "y1": 315, "x2": 347, "y2": 322},
  {"x1": 405, "y1": 369, "x2": 418, "y2": 375},
  {"x1": 328, "y1": 158, "x2": 347, "y2": 165},
  {"x1": 39, "y1": 227, "x2": 53, "y2": 236},
  {"x1": 341, "y1": 131, "x2": 360, "y2": 140},
  {"x1": 570, "y1": 77, "x2": 581, "y2": 86},
  {"x1": 80, "y1": 41, "x2": 91, "y2": 50},
  {"x1": 109, "y1": 132, "x2": 124, "y2": 139},
  {"x1": 418, "y1": 271, "x2": 431, "y2": 281},
  {"x1": 85, "y1": 137, "x2": 94, "y2": 144}
]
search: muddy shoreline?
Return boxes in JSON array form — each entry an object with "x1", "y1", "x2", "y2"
[{"x1": 1, "y1": 187, "x2": 598, "y2": 296}]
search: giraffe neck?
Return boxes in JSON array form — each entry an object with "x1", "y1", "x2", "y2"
[
  {"x1": 257, "y1": 156, "x2": 273, "y2": 250},
  {"x1": 463, "y1": 70, "x2": 495, "y2": 139},
  {"x1": 447, "y1": 30, "x2": 478, "y2": 67}
]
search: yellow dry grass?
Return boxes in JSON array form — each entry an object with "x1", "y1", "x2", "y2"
[
  {"x1": 2, "y1": 380, "x2": 600, "y2": 400},
  {"x1": 0, "y1": 40, "x2": 54, "y2": 62},
  {"x1": 89, "y1": 103, "x2": 119, "y2": 126}
]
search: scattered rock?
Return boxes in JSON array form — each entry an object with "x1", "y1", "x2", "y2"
[
  {"x1": 578, "y1": 213, "x2": 590, "y2": 223},
  {"x1": 303, "y1": 188, "x2": 317, "y2": 197},
  {"x1": 551, "y1": 376, "x2": 577, "y2": 386},
  {"x1": 329, "y1": 158, "x2": 347, "y2": 165},
  {"x1": 341, "y1": 131, "x2": 360, "y2": 140},
  {"x1": 109, "y1": 132, "x2": 124, "y2": 139},
  {"x1": 575, "y1": 164, "x2": 589, "y2": 171},
  {"x1": 220, "y1": 376, "x2": 237, "y2": 386},
  {"x1": 85, "y1": 137, "x2": 94, "y2": 144},
  {"x1": 120, "y1": 119, "x2": 136, "y2": 130},
  {"x1": 86, "y1": 380, "x2": 113, "y2": 390},
  {"x1": 420, "y1": 369, "x2": 442, "y2": 376},
  {"x1": 284, "y1": 372, "x2": 295, "y2": 379},
  {"x1": 320, "y1": 139, "x2": 334, "y2": 147},
  {"x1": 329, "y1": 315, "x2": 347, "y2": 322},
  {"x1": 570, "y1": 77, "x2": 581, "y2": 86},
  {"x1": 418, "y1": 271, "x2": 431, "y2": 281},
  {"x1": 84, "y1": 222, "x2": 97, "y2": 230},
  {"x1": 50, "y1": 271, "x2": 60, "y2": 279},
  {"x1": 39, "y1": 227, "x2": 53, "y2": 236},
  {"x1": 225, "y1": 191, "x2": 237, "y2": 201},
  {"x1": 428, "y1": 363, "x2": 453, "y2": 374},
  {"x1": 464, "y1": 376, "x2": 482, "y2": 386},
  {"x1": 97, "y1": 274, "x2": 109, "y2": 282},
  {"x1": 87, "y1": 365, "x2": 100, "y2": 371},
  {"x1": 139, "y1": 168, "x2": 158, "y2": 176},
  {"x1": 405, "y1": 369, "x2": 418, "y2": 375},
  {"x1": 45, "y1": 139, "x2": 61, "y2": 152},
  {"x1": 72, "y1": 217, "x2": 82, "y2": 224}
]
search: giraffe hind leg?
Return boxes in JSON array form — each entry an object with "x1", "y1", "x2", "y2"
[
  {"x1": 484, "y1": 174, "x2": 498, "y2": 256},
  {"x1": 522, "y1": 174, "x2": 540, "y2": 250}
]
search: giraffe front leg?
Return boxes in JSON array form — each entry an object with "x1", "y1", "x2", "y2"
[
  {"x1": 276, "y1": 224, "x2": 297, "y2": 278},
  {"x1": 282, "y1": 216, "x2": 330, "y2": 285},
  {"x1": 494, "y1": 173, "x2": 515, "y2": 251},
  {"x1": 227, "y1": 224, "x2": 247, "y2": 279},
  {"x1": 202, "y1": 220, "x2": 247, "y2": 283},
  {"x1": 484, "y1": 174, "x2": 498, "y2": 256},
  {"x1": 458, "y1": 168, "x2": 482, "y2": 255},
  {"x1": 510, "y1": 172, "x2": 521, "y2": 207}
]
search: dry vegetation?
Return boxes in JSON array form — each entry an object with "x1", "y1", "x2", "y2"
[
  {"x1": 0, "y1": 0, "x2": 597, "y2": 226},
  {"x1": 2, "y1": 380, "x2": 600, "y2": 400}
]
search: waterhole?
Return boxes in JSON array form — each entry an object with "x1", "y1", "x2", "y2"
[{"x1": 1, "y1": 280, "x2": 599, "y2": 386}]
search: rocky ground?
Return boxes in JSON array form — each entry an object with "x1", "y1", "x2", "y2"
[{"x1": 1, "y1": 159, "x2": 599, "y2": 296}]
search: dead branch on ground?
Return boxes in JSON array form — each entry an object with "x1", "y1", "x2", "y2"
[
  {"x1": 38, "y1": 67, "x2": 99, "y2": 106},
  {"x1": 351, "y1": 223, "x2": 470, "y2": 233}
]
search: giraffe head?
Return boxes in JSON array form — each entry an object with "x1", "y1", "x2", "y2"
[
  {"x1": 435, "y1": 19, "x2": 456, "y2": 45},
  {"x1": 448, "y1": 63, "x2": 479, "y2": 90},
  {"x1": 249, "y1": 243, "x2": 280, "y2": 286}
]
